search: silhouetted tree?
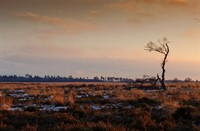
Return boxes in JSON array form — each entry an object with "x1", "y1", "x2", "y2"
[
  {"x1": 145, "y1": 37, "x2": 170, "y2": 90},
  {"x1": 184, "y1": 77, "x2": 192, "y2": 82},
  {"x1": 172, "y1": 78, "x2": 179, "y2": 83}
]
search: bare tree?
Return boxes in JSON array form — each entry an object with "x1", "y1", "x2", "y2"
[{"x1": 145, "y1": 37, "x2": 170, "y2": 90}]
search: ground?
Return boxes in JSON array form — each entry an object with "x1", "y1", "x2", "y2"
[{"x1": 0, "y1": 82, "x2": 200, "y2": 130}]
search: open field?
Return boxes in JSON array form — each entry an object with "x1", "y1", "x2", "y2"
[{"x1": 0, "y1": 82, "x2": 200, "y2": 130}]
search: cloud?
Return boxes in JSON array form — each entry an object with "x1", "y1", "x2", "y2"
[
  {"x1": 85, "y1": 0, "x2": 96, "y2": 2},
  {"x1": 136, "y1": 12, "x2": 155, "y2": 18},
  {"x1": 18, "y1": 42, "x2": 86, "y2": 59},
  {"x1": 194, "y1": 17, "x2": 200, "y2": 23},
  {"x1": 184, "y1": 29, "x2": 198, "y2": 37},
  {"x1": 87, "y1": 10, "x2": 102, "y2": 18},
  {"x1": 15, "y1": 12, "x2": 66, "y2": 25},
  {"x1": 105, "y1": 0, "x2": 136, "y2": 12},
  {"x1": 14, "y1": 12, "x2": 99, "y2": 35},
  {"x1": 128, "y1": 17, "x2": 141, "y2": 24},
  {"x1": 165, "y1": 0, "x2": 188, "y2": 6},
  {"x1": 140, "y1": 0, "x2": 188, "y2": 6},
  {"x1": 105, "y1": 0, "x2": 191, "y2": 12},
  {"x1": 128, "y1": 12, "x2": 156, "y2": 24},
  {"x1": 103, "y1": 1, "x2": 157, "y2": 24},
  {"x1": 103, "y1": 0, "x2": 190, "y2": 25},
  {"x1": 36, "y1": 29, "x2": 59, "y2": 41}
]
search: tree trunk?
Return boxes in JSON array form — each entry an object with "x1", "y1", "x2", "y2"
[
  {"x1": 161, "y1": 53, "x2": 168, "y2": 90},
  {"x1": 157, "y1": 48, "x2": 169, "y2": 90}
]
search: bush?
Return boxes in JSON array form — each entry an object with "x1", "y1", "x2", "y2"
[
  {"x1": 173, "y1": 106, "x2": 199, "y2": 121},
  {"x1": 24, "y1": 106, "x2": 38, "y2": 112}
]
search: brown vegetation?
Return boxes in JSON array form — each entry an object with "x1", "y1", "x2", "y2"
[{"x1": 0, "y1": 82, "x2": 199, "y2": 130}]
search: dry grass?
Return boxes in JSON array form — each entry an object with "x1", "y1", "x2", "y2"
[
  {"x1": 66, "y1": 89, "x2": 76, "y2": 105},
  {"x1": 0, "y1": 82, "x2": 200, "y2": 109},
  {"x1": 0, "y1": 97, "x2": 13, "y2": 110},
  {"x1": 0, "y1": 82, "x2": 200, "y2": 130},
  {"x1": 52, "y1": 94, "x2": 65, "y2": 105}
]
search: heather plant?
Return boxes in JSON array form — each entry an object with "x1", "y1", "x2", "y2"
[
  {"x1": 0, "y1": 97, "x2": 13, "y2": 110},
  {"x1": 0, "y1": 82, "x2": 199, "y2": 130}
]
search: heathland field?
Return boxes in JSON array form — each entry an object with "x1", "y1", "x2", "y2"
[{"x1": 0, "y1": 82, "x2": 200, "y2": 130}]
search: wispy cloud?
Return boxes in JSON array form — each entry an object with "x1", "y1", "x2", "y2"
[
  {"x1": 101, "y1": 0, "x2": 191, "y2": 24},
  {"x1": 105, "y1": 0, "x2": 136, "y2": 12},
  {"x1": 136, "y1": 12, "x2": 155, "y2": 18},
  {"x1": 127, "y1": 17, "x2": 141, "y2": 24},
  {"x1": 105, "y1": 0, "x2": 189, "y2": 12},
  {"x1": 128, "y1": 12, "x2": 156, "y2": 24},
  {"x1": 14, "y1": 12, "x2": 99, "y2": 35},
  {"x1": 166, "y1": 0, "x2": 188, "y2": 6},
  {"x1": 141, "y1": 0, "x2": 189, "y2": 6},
  {"x1": 184, "y1": 28, "x2": 198, "y2": 37},
  {"x1": 17, "y1": 42, "x2": 86, "y2": 59},
  {"x1": 194, "y1": 17, "x2": 200, "y2": 23},
  {"x1": 15, "y1": 12, "x2": 66, "y2": 25},
  {"x1": 87, "y1": 10, "x2": 102, "y2": 19}
]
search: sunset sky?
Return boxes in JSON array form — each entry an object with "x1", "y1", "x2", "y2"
[{"x1": 0, "y1": 0, "x2": 200, "y2": 80}]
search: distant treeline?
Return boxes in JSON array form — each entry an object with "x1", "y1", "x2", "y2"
[
  {"x1": 0, "y1": 74, "x2": 194, "y2": 83},
  {"x1": 0, "y1": 74, "x2": 134, "y2": 82}
]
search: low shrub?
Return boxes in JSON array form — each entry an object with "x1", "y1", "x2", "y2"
[{"x1": 173, "y1": 106, "x2": 199, "y2": 121}]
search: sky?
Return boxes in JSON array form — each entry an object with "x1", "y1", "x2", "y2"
[{"x1": 0, "y1": 0, "x2": 200, "y2": 80}]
